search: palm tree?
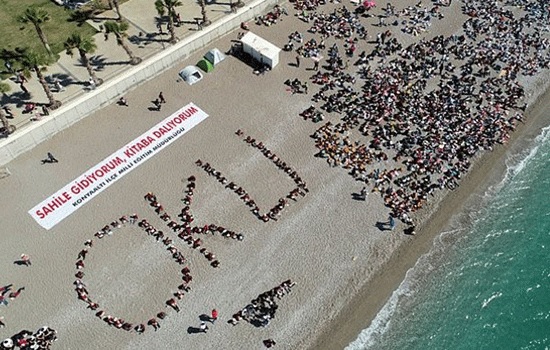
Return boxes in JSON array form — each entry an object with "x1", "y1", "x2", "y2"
[
  {"x1": 0, "y1": 82, "x2": 16, "y2": 136},
  {"x1": 199, "y1": 0, "x2": 211, "y2": 27},
  {"x1": 69, "y1": 9, "x2": 95, "y2": 26},
  {"x1": 17, "y1": 49, "x2": 61, "y2": 109},
  {"x1": 112, "y1": 0, "x2": 123, "y2": 20},
  {"x1": 64, "y1": 33, "x2": 103, "y2": 86},
  {"x1": 0, "y1": 49, "x2": 31, "y2": 94},
  {"x1": 155, "y1": 0, "x2": 182, "y2": 44},
  {"x1": 18, "y1": 7, "x2": 53, "y2": 56},
  {"x1": 104, "y1": 21, "x2": 142, "y2": 65}
]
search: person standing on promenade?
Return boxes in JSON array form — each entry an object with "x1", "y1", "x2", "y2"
[
  {"x1": 389, "y1": 216, "x2": 395, "y2": 231},
  {"x1": 3, "y1": 106, "x2": 13, "y2": 118},
  {"x1": 118, "y1": 97, "x2": 129, "y2": 106},
  {"x1": 199, "y1": 321, "x2": 208, "y2": 333},
  {"x1": 210, "y1": 309, "x2": 218, "y2": 323},
  {"x1": 47, "y1": 152, "x2": 58, "y2": 163},
  {"x1": 313, "y1": 59, "x2": 319, "y2": 71},
  {"x1": 295, "y1": 55, "x2": 300, "y2": 68},
  {"x1": 18, "y1": 73, "x2": 29, "y2": 94},
  {"x1": 159, "y1": 92, "x2": 166, "y2": 104},
  {"x1": 153, "y1": 99, "x2": 162, "y2": 111},
  {"x1": 20, "y1": 254, "x2": 31, "y2": 266},
  {"x1": 359, "y1": 187, "x2": 368, "y2": 201}
]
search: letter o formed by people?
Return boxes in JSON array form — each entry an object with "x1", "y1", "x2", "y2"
[{"x1": 74, "y1": 215, "x2": 191, "y2": 334}]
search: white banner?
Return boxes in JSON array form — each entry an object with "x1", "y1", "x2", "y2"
[{"x1": 29, "y1": 103, "x2": 209, "y2": 230}]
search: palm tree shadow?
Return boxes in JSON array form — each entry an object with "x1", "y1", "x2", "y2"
[
  {"x1": 1, "y1": 91, "x2": 32, "y2": 107},
  {"x1": 155, "y1": 16, "x2": 170, "y2": 26},
  {"x1": 87, "y1": 55, "x2": 109, "y2": 71},
  {"x1": 87, "y1": 55, "x2": 130, "y2": 69},
  {"x1": 46, "y1": 73, "x2": 74, "y2": 86},
  {"x1": 128, "y1": 33, "x2": 167, "y2": 46}
]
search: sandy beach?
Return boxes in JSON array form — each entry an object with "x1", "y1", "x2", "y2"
[{"x1": 1, "y1": 0, "x2": 549, "y2": 349}]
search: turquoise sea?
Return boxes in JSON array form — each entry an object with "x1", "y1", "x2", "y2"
[{"x1": 347, "y1": 123, "x2": 550, "y2": 350}]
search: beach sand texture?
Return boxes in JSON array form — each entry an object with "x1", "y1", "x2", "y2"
[{"x1": 1, "y1": 0, "x2": 549, "y2": 349}]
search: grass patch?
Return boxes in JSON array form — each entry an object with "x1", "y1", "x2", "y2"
[{"x1": 0, "y1": 0, "x2": 97, "y2": 76}]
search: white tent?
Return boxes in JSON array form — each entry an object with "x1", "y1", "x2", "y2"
[
  {"x1": 240, "y1": 32, "x2": 281, "y2": 68},
  {"x1": 205, "y1": 48, "x2": 226, "y2": 66},
  {"x1": 179, "y1": 66, "x2": 204, "y2": 85}
]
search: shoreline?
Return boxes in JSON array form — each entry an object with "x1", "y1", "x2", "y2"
[
  {"x1": 310, "y1": 73, "x2": 550, "y2": 350},
  {"x1": 1, "y1": 0, "x2": 548, "y2": 348}
]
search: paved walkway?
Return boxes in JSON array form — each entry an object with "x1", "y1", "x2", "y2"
[{"x1": 1, "y1": 0, "x2": 247, "y2": 132}]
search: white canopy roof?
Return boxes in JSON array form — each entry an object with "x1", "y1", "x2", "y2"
[{"x1": 240, "y1": 32, "x2": 281, "y2": 61}]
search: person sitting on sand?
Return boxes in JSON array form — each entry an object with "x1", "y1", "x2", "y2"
[
  {"x1": 147, "y1": 318, "x2": 160, "y2": 331},
  {"x1": 166, "y1": 298, "x2": 180, "y2": 312},
  {"x1": 134, "y1": 324, "x2": 145, "y2": 333}
]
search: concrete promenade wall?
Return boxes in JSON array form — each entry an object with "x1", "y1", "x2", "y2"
[{"x1": 0, "y1": 0, "x2": 279, "y2": 166}]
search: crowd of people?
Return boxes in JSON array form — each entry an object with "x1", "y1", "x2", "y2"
[
  {"x1": 300, "y1": 105, "x2": 325, "y2": 123},
  {"x1": 75, "y1": 215, "x2": 192, "y2": 333},
  {"x1": 227, "y1": 280, "x2": 296, "y2": 328},
  {"x1": 284, "y1": 78, "x2": 309, "y2": 94},
  {"x1": 394, "y1": 2, "x2": 445, "y2": 36},
  {"x1": 282, "y1": 0, "x2": 549, "y2": 227},
  {"x1": 197, "y1": 130, "x2": 309, "y2": 223},
  {"x1": 254, "y1": 4, "x2": 289, "y2": 26},
  {"x1": 0, "y1": 327, "x2": 57, "y2": 350}
]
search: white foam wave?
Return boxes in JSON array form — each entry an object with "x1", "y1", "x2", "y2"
[
  {"x1": 481, "y1": 291, "x2": 502, "y2": 309},
  {"x1": 345, "y1": 229, "x2": 462, "y2": 350},
  {"x1": 497, "y1": 125, "x2": 550, "y2": 190},
  {"x1": 344, "y1": 276, "x2": 409, "y2": 350},
  {"x1": 485, "y1": 126, "x2": 550, "y2": 197}
]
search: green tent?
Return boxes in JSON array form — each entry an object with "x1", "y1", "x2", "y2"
[{"x1": 197, "y1": 59, "x2": 214, "y2": 73}]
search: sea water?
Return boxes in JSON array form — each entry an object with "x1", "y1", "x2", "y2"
[{"x1": 347, "y1": 124, "x2": 550, "y2": 350}]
